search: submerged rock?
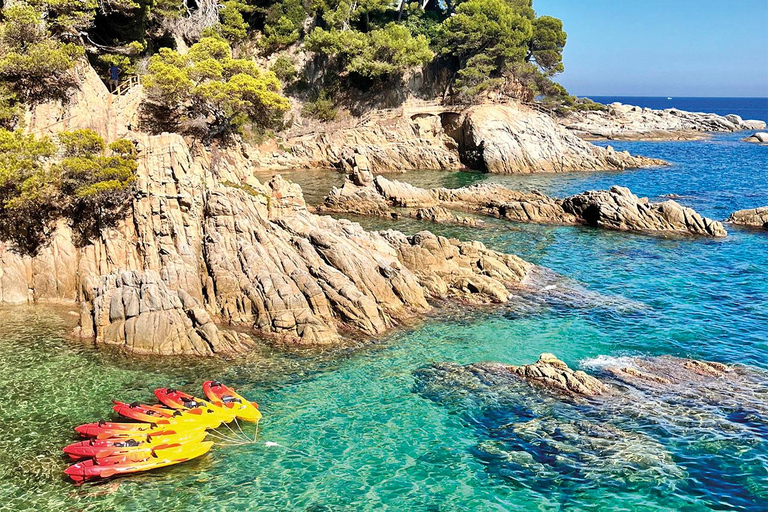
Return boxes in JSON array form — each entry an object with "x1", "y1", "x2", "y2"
[
  {"x1": 415, "y1": 354, "x2": 768, "y2": 499},
  {"x1": 323, "y1": 173, "x2": 727, "y2": 237},
  {"x1": 728, "y1": 206, "x2": 768, "y2": 229}
]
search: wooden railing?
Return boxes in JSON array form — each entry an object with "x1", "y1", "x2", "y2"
[{"x1": 113, "y1": 75, "x2": 141, "y2": 96}]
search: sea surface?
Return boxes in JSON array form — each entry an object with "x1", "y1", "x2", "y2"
[{"x1": 1, "y1": 101, "x2": 767, "y2": 511}]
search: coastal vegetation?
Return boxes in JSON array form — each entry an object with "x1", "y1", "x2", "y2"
[
  {"x1": 0, "y1": 0, "x2": 569, "y2": 138},
  {"x1": 0, "y1": 128, "x2": 136, "y2": 253}
]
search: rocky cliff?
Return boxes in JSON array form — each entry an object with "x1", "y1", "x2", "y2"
[
  {"x1": 561, "y1": 102, "x2": 767, "y2": 141},
  {"x1": 285, "y1": 102, "x2": 663, "y2": 174},
  {"x1": 0, "y1": 133, "x2": 534, "y2": 354},
  {"x1": 322, "y1": 171, "x2": 727, "y2": 237}
]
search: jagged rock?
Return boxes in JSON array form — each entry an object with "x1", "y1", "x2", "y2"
[
  {"x1": 289, "y1": 115, "x2": 463, "y2": 173},
  {"x1": 88, "y1": 270, "x2": 250, "y2": 355},
  {"x1": 286, "y1": 102, "x2": 663, "y2": 174},
  {"x1": 508, "y1": 353, "x2": 608, "y2": 396},
  {"x1": 460, "y1": 105, "x2": 664, "y2": 173},
  {"x1": 727, "y1": 206, "x2": 768, "y2": 229},
  {"x1": 323, "y1": 174, "x2": 726, "y2": 237},
  {"x1": 743, "y1": 132, "x2": 768, "y2": 144},
  {"x1": 562, "y1": 103, "x2": 767, "y2": 140},
  {"x1": 0, "y1": 132, "x2": 535, "y2": 354},
  {"x1": 561, "y1": 186, "x2": 727, "y2": 237}
]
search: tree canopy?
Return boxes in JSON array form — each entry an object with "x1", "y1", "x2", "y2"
[
  {"x1": 143, "y1": 37, "x2": 290, "y2": 140},
  {"x1": 0, "y1": 129, "x2": 136, "y2": 254}
]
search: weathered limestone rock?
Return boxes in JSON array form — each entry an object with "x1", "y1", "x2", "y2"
[
  {"x1": 508, "y1": 353, "x2": 608, "y2": 396},
  {"x1": 323, "y1": 173, "x2": 726, "y2": 237},
  {"x1": 460, "y1": 105, "x2": 664, "y2": 173},
  {"x1": 561, "y1": 102, "x2": 767, "y2": 141},
  {"x1": 743, "y1": 132, "x2": 768, "y2": 144},
  {"x1": 727, "y1": 206, "x2": 768, "y2": 229}
]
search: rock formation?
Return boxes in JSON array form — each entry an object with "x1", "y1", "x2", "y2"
[
  {"x1": 0, "y1": 132, "x2": 534, "y2": 354},
  {"x1": 323, "y1": 172, "x2": 727, "y2": 237},
  {"x1": 743, "y1": 132, "x2": 768, "y2": 144},
  {"x1": 285, "y1": 102, "x2": 663, "y2": 174},
  {"x1": 459, "y1": 105, "x2": 664, "y2": 173},
  {"x1": 561, "y1": 102, "x2": 767, "y2": 141},
  {"x1": 507, "y1": 353, "x2": 608, "y2": 396},
  {"x1": 415, "y1": 353, "x2": 767, "y2": 493},
  {"x1": 727, "y1": 206, "x2": 768, "y2": 229}
]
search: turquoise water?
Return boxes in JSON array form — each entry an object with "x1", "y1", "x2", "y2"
[{"x1": 1, "y1": 132, "x2": 767, "y2": 511}]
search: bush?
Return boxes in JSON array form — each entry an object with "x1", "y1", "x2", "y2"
[
  {"x1": 0, "y1": 4, "x2": 83, "y2": 103},
  {"x1": 143, "y1": 37, "x2": 290, "y2": 141},
  {"x1": 306, "y1": 23, "x2": 433, "y2": 81},
  {"x1": 302, "y1": 91, "x2": 337, "y2": 122},
  {"x1": 271, "y1": 55, "x2": 297, "y2": 83}
]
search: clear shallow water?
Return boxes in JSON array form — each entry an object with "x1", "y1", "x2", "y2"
[{"x1": 1, "y1": 132, "x2": 767, "y2": 511}]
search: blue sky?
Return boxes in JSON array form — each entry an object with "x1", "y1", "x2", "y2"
[{"x1": 536, "y1": 0, "x2": 768, "y2": 97}]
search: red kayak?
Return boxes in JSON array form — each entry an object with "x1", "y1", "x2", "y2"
[
  {"x1": 64, "y1": 441, "x2": 213, "y2": 484},
  {"x1": 112, "y1": 401, "x2": 176, "y2": 421},
  {"x1": 63, "y1": 429, "x2": 207, "y2": 460},
  {"x1": 154, "y1": 388, "x2": 212, "y2": 410},
  {"x1": 74, "y1": 420, "x2": 168, "y2": 438}
]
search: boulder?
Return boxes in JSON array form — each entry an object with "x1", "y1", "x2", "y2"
[
  {"x1": 743, "y1": 132, "x2": 768, "y2": 144},
  {"x1": 460, "y1": 105, "x2": 664, "y2": 173},
  {"x1": 727, "y1": 206, "x2": 768, "y2": 229}
]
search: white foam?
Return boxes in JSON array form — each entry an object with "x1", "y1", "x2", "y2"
[{"x1": 581, "y1": 354, "x2": 638, "y2": 370}]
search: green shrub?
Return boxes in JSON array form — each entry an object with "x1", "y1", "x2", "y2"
[
  {"x1": 0, "y1": 128, "x2": 136, "y2": 253},
  {"x1": 271, "y1": 55, "x2": 297, "y2": 83},
  {"x1": 302, "y1": 91, "x2": 337, "y2": 122}
]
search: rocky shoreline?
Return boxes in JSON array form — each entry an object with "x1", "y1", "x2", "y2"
[
  {"x1": 561, "y1": 102, "x2": 766, "y2": 141},
  {"x1": 321, "y1": 169, "x2": 728, "y2": 237},
  {"x1": 0, "y1": 133, "x2": 538, "y2": 355}
]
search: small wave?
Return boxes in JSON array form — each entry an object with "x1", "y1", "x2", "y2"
[{"x1": 580, "y1": 354, "x2": 639, "y2": 371}]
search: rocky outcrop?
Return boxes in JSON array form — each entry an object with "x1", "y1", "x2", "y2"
[
  {"x1": 727, "y1": 206, "x2": 768, "y2": 229},
  {"x1": 0, "y1": 133, "x2": 534, "y2": 354},
  {"x1": 284, "y1": 102, "x2": 663, "y2": 174},
  {"x1": 288, "y1": 114, "x2": 463, "y2": 173},
  {"x1": 460, "y1": 105, "x2": 664, "y2": 173},
  {"x1": 323, "y1": 172, "x2": 727, "y2": 237},
  {"x1": 560, "y1": 186, "x2": 727, "y2": 237},
  {"x1": 561, "y1": 102, "x2": 767, "y2": 140},
  {"x1": 743, "y1": 132, "x2": 768, "y2": 144},
  {"x1": 507, "y1": 353, "x2": 608, "y2": 396},
  {"x1": 84, "y1": 270, "x2": 252, "y2": 355}
]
